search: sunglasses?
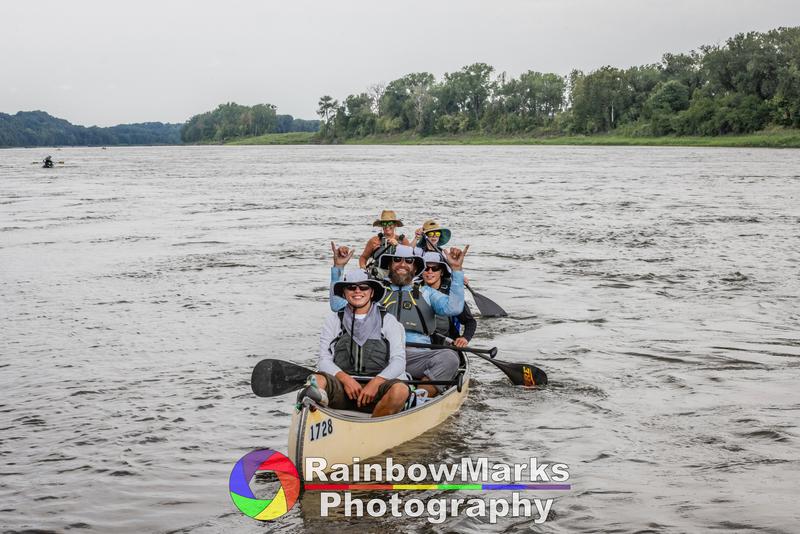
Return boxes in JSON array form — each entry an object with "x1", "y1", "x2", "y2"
[
  {"x1": 392, "y1": 257, "x2": 415, "y2": 264},
  {"x1": 381, "y1": 221, "x2": 396, "y2": 227},
  {"x1": 426, "y1": 231, "x2": 441, "y2": 237},
  {"x1": 424, "y1": 265, "x2": 442, "y2": 273},
  {"x1": 344, "y1": 283, "x2": 372, "y2": 292}
]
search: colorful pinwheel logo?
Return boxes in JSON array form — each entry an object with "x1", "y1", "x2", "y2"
[{"x1": 229, "y1": 449, "x2": 301, "y2": 520}]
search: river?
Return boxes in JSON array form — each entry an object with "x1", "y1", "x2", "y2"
[{"x1": 1, "y1": 145, "x2": 798, "y2": 532}]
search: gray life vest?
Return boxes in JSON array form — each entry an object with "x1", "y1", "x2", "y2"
[
  {"x1": 381, "y1": 284, "x2": 436, "y2": 335},
  {"x1": 331, "y1": 309, "x2": 391, "y2": 375}
]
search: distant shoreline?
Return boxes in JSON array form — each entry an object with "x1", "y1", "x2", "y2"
[
  {"x1": 6, "y1": 129, "x2": 798, "y2": 149},
  {"x1": 220, "y1": 129, "x2": 800, "y2": 148}
]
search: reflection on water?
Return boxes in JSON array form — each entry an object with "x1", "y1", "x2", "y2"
[{"x1": 1, "y1": 145, "x2": 799, "y2": 532}]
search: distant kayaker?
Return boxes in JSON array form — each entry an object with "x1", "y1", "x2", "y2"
[
  {"x1": 332, "y1": 244, "x2": 468, "y2": 399},
  {"x1": 359, "y1": 210, "x2": 410, "y2": 276},
  {"x1": 414, "y1": 219, "x2": 451, "y2": 251},
  {"x1": 42, "y1": 156, "x2": 54, "y2": 168},
  {"x1": 421, "y1": 252, "x2": 476, "y2": 348},
  {"x1": 299, "y1": 269, "x2": 410, "y2": 417}
]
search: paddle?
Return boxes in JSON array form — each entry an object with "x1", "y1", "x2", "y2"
[
  {"x1": 465, "y1": 285, "x2": 507, "y2": 317},
  {"x1": 406, "y1": 341, "x2": 548, "y2": 386},
  {"x1": 422, "y1": 237, "x2": 508, "y2": 317},
  {"x1": 250, "y1": 359, "x2": 457, "y2": 398}
]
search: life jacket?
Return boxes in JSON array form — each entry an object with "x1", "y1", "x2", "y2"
[
  {"x1": 370, "y1": 232, "x2": 406, "y2": 263},
  {"x1": 381, "y1": 283, "x2": 436, "y2": 335},
  {"x1": 331, "y1": 308, "x2": 391, "y2": 375},
  {"x1": 433, "y1": 279, "x2": 452, "y2": 337}
]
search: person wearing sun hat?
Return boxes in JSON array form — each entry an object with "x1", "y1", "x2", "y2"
[
  {"x1": 415, "y1": 219, "x2": 452, "y2": 251},
  {"x1": 421, "y1": 251, "x2": 476, "y2": 348},
  {"x1": 330, "y1": 244, "x2": 470, "y2": 399},
  {"x1": 359, "y1": 210, "x2": 411, "y2": 275},
  {"x1": 300, "y1": 268, "x2": 410, "y2": 417}
]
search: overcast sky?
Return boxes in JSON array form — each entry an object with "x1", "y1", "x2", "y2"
[{"x1": 2, "y1": 0, "x2": 798, "y2": 126}]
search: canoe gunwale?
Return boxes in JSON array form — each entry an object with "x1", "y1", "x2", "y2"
[{"x1": 290, "y1": 353, "x2": 470, "y2": 482}]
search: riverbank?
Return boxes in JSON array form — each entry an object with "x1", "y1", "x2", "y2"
[{"x1": 222, "y1": 129, "x2": 800, "y2": 148}]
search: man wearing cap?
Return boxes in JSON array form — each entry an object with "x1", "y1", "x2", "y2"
[
  {"x1": 300, "y1": 269, "x2": 410, "y2": 417},
  {"x1": 359, "y1": 210, "x2": 411, "y2": 276},
  {"x1": 330, "y1": 244, "x2": 468, "y2": 399}
]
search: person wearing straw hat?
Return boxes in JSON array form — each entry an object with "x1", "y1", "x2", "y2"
[
  {"x1": 332, "y1": 244, "x2": 469, "y2": 399},
  {"x1": 359, "y1": 210, "x2": 411, "y2": 275},
  {"x1": 421, "y1": 251, "x2": 476, "y2": 348},
  {"x1": 299, "y1": 269, "x2": 410, "y2": 417},
  {"x1": 414, "y1": 219, "x2": 452, "y2": 251}
]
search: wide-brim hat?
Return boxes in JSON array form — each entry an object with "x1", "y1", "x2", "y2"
[
  {"x1": 420, "y1": 219, "x2": 451, "y2": 246},
  {"x1": 372, "y1": 210, "x2": 404, "y2": 227},
  {"x1": 422, "y1": 251, "x2": 452, "y2": 275},
  {"x1": 378, "y1": 245, "x2": 425, "y2": 276},
  {"x1": 332, "y1": 269, "x2": 386, "y2": 302}
]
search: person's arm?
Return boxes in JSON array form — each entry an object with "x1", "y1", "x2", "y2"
[
  {"x1": 458, "y1": 303, "x2": 477, "y2": 341},
  {"x1": 359, "y1": 236, "x2": 379, "y2": 269},
  {"x1": 317, "y1": 314, "x2": 343, "y2": 375},
  {"x1": 424, "y1": 271, "x2": 465, "y2": 316},
  {"x1": 329, "y1": 266, "x2": 347, "y2": 311},
  {"x1": 377, "y1": 316, "x2": 406, "y2": 380}
]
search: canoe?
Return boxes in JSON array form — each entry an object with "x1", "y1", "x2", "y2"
[{"x1": 288, "y1": 353, "x2": 469, "y2": 481}]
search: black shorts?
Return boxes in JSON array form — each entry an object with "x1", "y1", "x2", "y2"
[{"x1": 319, "y1": 372, "x2": 406, "y2": 413}]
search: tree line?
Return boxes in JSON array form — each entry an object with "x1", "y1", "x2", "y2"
[
  {"x1": 0, "y1": 111, "x2": 182, "y2": 148},
  {"x1": 316, "y1": 26, "x2": 800, "y2": 140},
  {"x1": 180, "y1": 102, "x2": 320, "y2": 143}
]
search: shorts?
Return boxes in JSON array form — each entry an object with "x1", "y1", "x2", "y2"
[{"x1": 318, "y1": 372, "x2": 405, "y2": 413}]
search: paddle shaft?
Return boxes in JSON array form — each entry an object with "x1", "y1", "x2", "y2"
[
  {"x1": 406, "y1": 341, "x2": 547, "y2": 386},
  {"x1": 250, "y1": 358, "x2": 460, "y2": 398},
  {"x1": 406, "y1": 341, "x2": 497, "y2": 358}
]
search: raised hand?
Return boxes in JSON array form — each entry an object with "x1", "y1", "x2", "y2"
[
  {"x1": 442, "y1": 245, "x2": 469, "y2": 271},
  {"x1": 330, "y1": 241, "x2": 354, "y2": 267}
]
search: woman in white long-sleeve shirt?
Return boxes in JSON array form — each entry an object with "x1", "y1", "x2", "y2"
[{"x1": 299, "y1": 269, "x2": 410, "y2": 417}]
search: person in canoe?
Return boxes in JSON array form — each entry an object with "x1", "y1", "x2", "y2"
[
  {"x1": 359, "y1": 210, "x2": 410, "y2": 277},
  {"x1": 331, "y1": 244, "x2": 468, "y2": 399},
  {"x1": 414, "y1": 219, "x2": 451, "y2": 252},
  {"x1": 43, "y1": 156, "x2": 54, "y2": 168},
  {"x1": 421, "y1": 251, "x2": 476, "y2": 348},
  {"x1": 299, "y1": 269, "x2": 411, "y2": 417}
]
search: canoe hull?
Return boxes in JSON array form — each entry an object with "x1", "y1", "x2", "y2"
[{"x1": 288, "y1": 359, "x2": 469, "y2": 481}]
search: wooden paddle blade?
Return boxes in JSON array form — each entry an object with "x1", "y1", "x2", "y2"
[
  {"x1": 467, "y1": 285, "x2": 508, "y2": 317},
  {"x1": 494, "y1": 359, "x2": 548, "y2": 386},
  {"x1": 251, "y1": 359, "x2": 313, "y2": 397}
]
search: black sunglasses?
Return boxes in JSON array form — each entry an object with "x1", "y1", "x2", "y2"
[
  {"x1": 344, "y1": 283, "x2": 372, "y2": 292},
  {"x1": 392, "y1": 257, "x2": 415, "y2": 264},
  {"x1": 424, "y1": 264, "x2": 442, "y2": 272}
]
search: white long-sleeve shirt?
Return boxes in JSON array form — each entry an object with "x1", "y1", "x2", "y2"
[{"x1": 317, "y1": 310, "x2": 407, "y2": 379}]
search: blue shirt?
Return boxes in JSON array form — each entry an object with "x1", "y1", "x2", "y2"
[{"x1": 330, "y1": 267, "x2": 465, "y2": 344}]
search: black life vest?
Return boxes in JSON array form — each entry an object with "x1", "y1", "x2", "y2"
[
  {"x1": 370, "y1": 232, "x2": 406, "y2": 263},
  {"x1": 331, "y1": 309, "x2": 391, "y2": 375},
  {"x1": 433, "y1": 279, "x2": 452, "y2": 337},
  {"x1": 381, "y1": 284, "x2": 436, "y2": 335}
]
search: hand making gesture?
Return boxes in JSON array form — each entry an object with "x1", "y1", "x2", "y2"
[
  {"x1": 330, "y1": 241, "x2": 354, "y2": 267},
  {"x1": 442, "y1": 245, "x2": 469, "y2": 271}
]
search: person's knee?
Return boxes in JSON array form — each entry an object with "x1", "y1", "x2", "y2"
[
  {"x1": 387, "y1": 383, "x2": 410, "y2": 403},
  {"x1": 441, "y1": 350, "x2": 460, "y2": 376}
]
